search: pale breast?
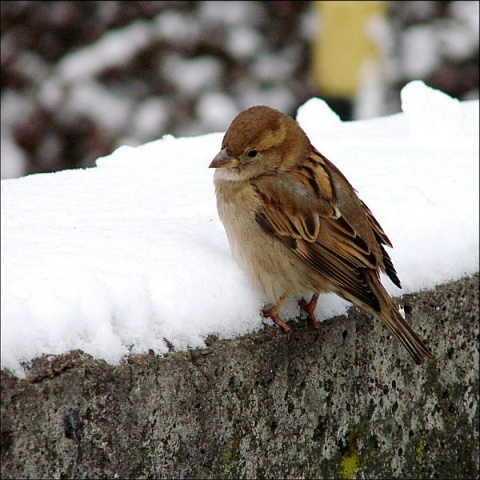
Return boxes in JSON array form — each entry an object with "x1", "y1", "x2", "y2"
[{"x1": 214, "y1": 176, "x2": 320, "y2": 303}]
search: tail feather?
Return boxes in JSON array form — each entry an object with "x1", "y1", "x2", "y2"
[
  {"x1": 366, "y1": 272, "x2": 433, "y2": 365},
  {"x1": 379, "y1": 304, "x2": 433, "y2": 365}
]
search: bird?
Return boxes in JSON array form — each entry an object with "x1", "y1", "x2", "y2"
[{"x1": 209, "y1": 105, "x2": 433, "y2": 365}]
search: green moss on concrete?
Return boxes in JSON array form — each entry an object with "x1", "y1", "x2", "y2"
[{"x1": 341, "y1": 453, "x2": 358, "y2": 479}]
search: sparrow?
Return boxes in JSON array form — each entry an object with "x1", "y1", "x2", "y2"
[{"x1": 209, "y1": 105, "x2": 432, "y2": 365}]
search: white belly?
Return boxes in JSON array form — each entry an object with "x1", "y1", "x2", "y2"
[{"x1": 215, "y1": 179, "x2": 316, "y2": 303}]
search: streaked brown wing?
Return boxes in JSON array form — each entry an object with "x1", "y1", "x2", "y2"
[
  {"x1": 359, "y1": 199, "x2": 401, "y2": 288},
  {"x1": 253, "y1": 149, "x2": 395, "y2": 311}
]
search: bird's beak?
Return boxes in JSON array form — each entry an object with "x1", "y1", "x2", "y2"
[{"x1": 209, "y1": 148, "x2": 238, "y2": 169}]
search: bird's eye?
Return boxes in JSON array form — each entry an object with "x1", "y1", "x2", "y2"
[{"x1": 247, "y1": 149, "x2": 258, "y2": 158}]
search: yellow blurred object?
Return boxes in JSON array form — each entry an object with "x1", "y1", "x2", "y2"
[{"x1": 312, "y1": 1, "x2": 388, "y2": 99}]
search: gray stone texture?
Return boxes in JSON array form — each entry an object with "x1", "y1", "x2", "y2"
[{"x1": 1, "y1": 274, "x2": 478, "y2": 479}]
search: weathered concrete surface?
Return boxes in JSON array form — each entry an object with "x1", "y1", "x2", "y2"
[{"x1": 1, "y1": 274, "x2": 478, "y2": 479}]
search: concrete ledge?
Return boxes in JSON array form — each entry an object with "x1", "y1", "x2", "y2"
[{"x1": 1, "y1": 274, "x2": 478, "y2": 479}]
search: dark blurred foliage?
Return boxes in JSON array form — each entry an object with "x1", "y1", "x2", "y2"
[
  {"x1": 1, "y1": 1, "x2": 313, "y2": 176},
  {"x1": 1, "y1": 1, "x2": 478, "y2": 177},
  {"x1": 389, "y1": 1, "x2": 479, "y2": 102}
]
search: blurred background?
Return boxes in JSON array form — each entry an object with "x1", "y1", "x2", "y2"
[{"x1": 1, "y1": 1, "x2": 478, "y2": 179}]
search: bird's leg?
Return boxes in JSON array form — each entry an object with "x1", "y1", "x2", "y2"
[
  {"x1": 298, "y1": 292, "x2": 320, "y2": 330},
  {"x1": 262, "y1": 293, "x2": 291, "y2": 333}
]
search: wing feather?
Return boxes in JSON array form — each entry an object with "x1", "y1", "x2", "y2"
[
  {"x1": 359, "y1": 200, "x2": 401, "y2": 288},
  {"x1": 252, "y1": 149, "x2": 399, "y2": 311}
]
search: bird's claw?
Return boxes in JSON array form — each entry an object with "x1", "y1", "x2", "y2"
[{"x1": 298, "y1": 294, "x2": 320, "y2": 330}]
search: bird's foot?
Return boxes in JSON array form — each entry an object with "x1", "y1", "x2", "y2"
[
  {"x1": 262, "y1": 293, "x2": 290, "y2": 333},
  {"x1": 298, "y1": 293, "x2": 320, "y2": 330},
  {"x1": 262, "y1": 308, "x2": 291, "y2": 334}
]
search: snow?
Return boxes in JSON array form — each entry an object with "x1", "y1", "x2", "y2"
[
  {"x1": 196, "y1": 92, "x2": 239, "y2": 132},
  {"x1": 226, "y1": 26, "x2": 262, "y2": 59},
  {"x1": 401, "y1": 79, "x2": 463, "y2": 140},
  {"x1": 1, "y1": 131, "x2": 26, "y2": 179},
  {"x1": 199, "y1": 1, "x2": 263, "y2": 26},
  {"x1": 65, "y1": 80, "x2": 134, "y2": 134},
  {"x1": 252, "y1": 53, "x2": 296, "y2": 82},
  {"x1": 57, "y1": 21, "x2": 151, "y2": 83},
  {"x1": 128, "y1": 98, "x2": 170, "y2": 144},
  {"x1": 401, "y1": 26, "x2": 440, "y2": 78},
  {"x1": 1, "y1": 81, "x2": 479, "y2": 377},
  {"x1": 450, "y1": 0, "x2": 480, "y2": 36},
  {"x1": 162, "y1": 55, "x2": 223, "y2": 95},
  {"x1": 154, "y1": 11, "x2": 201, "y2": 47}
]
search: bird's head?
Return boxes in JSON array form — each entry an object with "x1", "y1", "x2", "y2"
[{"x1": 209, "y1": 105, "x2": 311, "y2": 181}]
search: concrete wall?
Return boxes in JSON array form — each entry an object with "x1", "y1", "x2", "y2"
[{"x1": 1, "y1": 274, "x2": 478, "y2": 479}]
